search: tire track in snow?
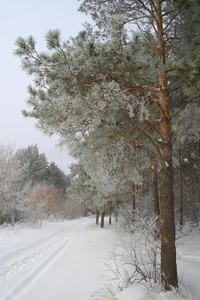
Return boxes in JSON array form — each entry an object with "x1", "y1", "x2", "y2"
[
  {"x1": 0, "y1": 218, "x2": 91, "y2": 299},
  {"x1": 2, "y1": 233, "x2": 75, "y2": 300},
  {"x1": 0, "y1": 233, "x2": 69, "y2": 283},
  {"x1": 0, "y1": 225, "x2": 74, "y2": 266}
]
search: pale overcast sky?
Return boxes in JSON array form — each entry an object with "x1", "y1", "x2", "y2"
[{"x1": 0, "y1": 0, "x2": 92, "y2": 174}]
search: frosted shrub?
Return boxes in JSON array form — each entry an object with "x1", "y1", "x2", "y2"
[
  {"x1": 176, "y1": 219, "x2": 199, "y2": 240},
  {"x1": 107, "y1": 211, "x2": 161, "y2": 291},
  {"x1": 59, "y1": 198, "x2": 85, "y2": 220},
  {"x1": 0, "y1": 144, "x2": 28, "y2": 225},
  {"x1": 90, "y1": 285, "x2": 118, "y2": 300}
]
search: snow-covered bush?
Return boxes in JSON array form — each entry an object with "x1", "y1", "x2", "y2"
[
  {"x1": 90, "y1": 285, "x2": 118, "y2": 300},
  {"x1": 59, "y1": 198, "x2": 85, "y2": 219},
  {"x1": 24, "y1": 184, "x2": 61, "y2": 226},
  {"x1": 106, "y1": 211, "x2": 161, "y2": 291},
  {"x1": 29, "y1": 185, "x2": 60, "y2": 216},
  {"x1": 176, "y1": 219, "x2": 199, "y2": 240}
]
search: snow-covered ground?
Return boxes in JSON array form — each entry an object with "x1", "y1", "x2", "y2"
[{"x1": 0, "y1": 217, "x2": 200, "y2": 300}]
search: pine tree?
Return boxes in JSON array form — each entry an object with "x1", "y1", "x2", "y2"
[
  {"x1": 47, "y1": 162, "x2": 70, "y2": 196},
  {"x1": 16, "y1": 145, "x2": 48, "y2": 186},
  {"x1": 14, "y1": 0, "x2": 200, "y2": 290}
]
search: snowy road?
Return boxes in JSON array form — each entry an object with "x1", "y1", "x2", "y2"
[
  {"x1": 0, "y1": 217, "x2": 112, "y2": 300},
  {"x1": 1, "y1": 218, "x2": 200, "y2": 300}
]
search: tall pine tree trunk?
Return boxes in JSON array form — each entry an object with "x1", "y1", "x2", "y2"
[
  {"x1": 109, "y1": 200, "x2": 112, "y2": 225},
  {"x1": 115, "y1": 200, "x2": 119, "y2": 222},
  {"x1": 101, "y1": 204, "x2": 105, "y2": 228},
  {"x1": 151, "y1": 163, "x2": 160, "y2": 217},
  {"x1": 156, "y1": 0, "x2": 178, "y2": 290},
  {"x1": 132, "y1": 182, "x2": 136, "y2": 223},
  {"x1": 96, "y1": 208, "x2": 99, "y2": 225},
  {"x1": 159, "y1": 142, "x2": 177, "y2": 290},
  {"x1": 135, "y1": 185, "x2": 139, "y2": 210},
  {"x1": 197, "y1": 140, "x2": 200, "y2": 202},
  {"x1": 187, "y1": 144, "x2": 197, "y2": 222},
  {"x1": 187, "y1": 144, "x2": 192, "y2": 203},
  {"x1": 179, "y1": 147, "x2": 183, "y2": 228}
]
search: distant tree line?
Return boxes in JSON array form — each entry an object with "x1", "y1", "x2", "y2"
[
  {"x1": 16, "y1": 144, "x2": 70, "y2": 196},
  {"x1": 0, "y1": 144, "x2": 84, "y2": 226}
]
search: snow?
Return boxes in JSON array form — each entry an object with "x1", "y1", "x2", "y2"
[
  {"x1": 0, "y1": 218, "x2": 113, "y2": 300},
  {"x1": 0, "y1": 217, "x2": 200, "y2": 300}
]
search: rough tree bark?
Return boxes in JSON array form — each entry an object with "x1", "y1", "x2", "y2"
[
  {"x1": 96, "y1": 208, "x2": 99, "y2": 225},
  {"x1": 156, "y1": 0, "x2": 178, "y2": 289},
  {"x1": 178, "y1": 147, "x2": 183, "y2": 228},
  {"x1": 159, "y1": 143, "x2": 177, "y2": 290},
  {"x1": 187, "y1": 144, "x2": 192, "y2": 202},
  {"x1": 186, "y1": 144, "x2": 197, "y2": 222},
  {"x1": 151, "y1": 162, "x2": 160, "y2": 217},
  {"x1": 132, "y1": 182, "x2": 136, "y2": 223},
  {"x1": 197, "y1": 140, "x2": 200, "y2": 202},
  {"x1": 101, "y1": 204, "x2": 105, "y2": 228},
  {"x1": 109, "y1": 200, "x2": 112, "y2": 225}
]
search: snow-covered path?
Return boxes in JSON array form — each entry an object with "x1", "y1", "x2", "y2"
[
  {"x1": 1, "y1": 218, "x2": 200, "y2": 300},
  {"x1": 0, "y1": 218, "x2": 113, "y2": 300}
]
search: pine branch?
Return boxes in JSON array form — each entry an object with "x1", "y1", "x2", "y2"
[
  {"x1": 126, "y1": 118, "x2": 166, "y2": 167},
  {"x1": 171, "y1": 95, "x2": 200, "y2": 119}
]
